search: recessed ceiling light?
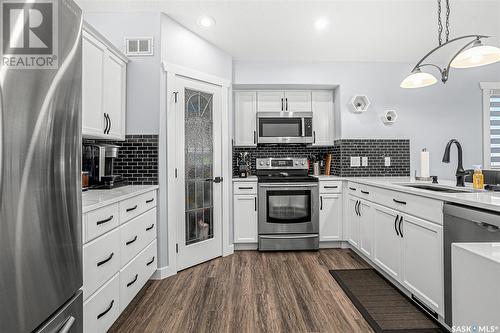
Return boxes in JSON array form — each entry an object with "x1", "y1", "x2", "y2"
[
  {"x1": 314, "y1": 17, "x2": 328, "y2": 31},
  {"x1": 198, "y1": 16, "x2": 216, "y2": 28}
]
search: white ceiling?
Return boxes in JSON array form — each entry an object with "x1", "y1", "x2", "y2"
[{"x1": 76, "y1": 0, "x2": 500, "y2": 63}]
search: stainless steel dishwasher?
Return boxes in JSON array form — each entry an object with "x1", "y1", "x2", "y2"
[{"x1": 443, "y1": 203, "x2": 500, "y2": 327}]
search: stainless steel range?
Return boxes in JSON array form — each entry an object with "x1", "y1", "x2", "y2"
[{"x1": 257, "y1": 157, "x2": 319, "y2": 251}]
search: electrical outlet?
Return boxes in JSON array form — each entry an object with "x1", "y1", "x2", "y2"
[
  {"x1": 350, "y1": 156, "x2": 361, "y2": 167},
  {"x1": 385, "y1": 157, "x2": 391, "y2": 167},
  {"x1": 362, "y1": 157, "x2": 368, "y2": 167}
]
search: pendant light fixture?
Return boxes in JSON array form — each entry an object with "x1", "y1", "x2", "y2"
[{"x1": 401, "y1": 0, "x2": 500, "y2": 89}]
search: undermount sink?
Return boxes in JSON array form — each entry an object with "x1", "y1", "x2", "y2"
[{"x1": 400, "y1": 183, "x2": 478, "y2": 193}]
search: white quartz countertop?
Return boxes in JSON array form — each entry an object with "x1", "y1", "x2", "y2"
[
  {"x1": 232, "y1": 176, "x2": 258, "y2": 182},
  {"x1": 82, "y1": 185, "x2": 159, "y2": 213},
  {"x1": 453, "y1": 243, "x2": 500, "y2": 265},
  {"x1": 318, "y1": 175, "x2": 500, "y2": 213},
  {"x1": 230, "y1": 174, "x2": 500, "y2": 212}
]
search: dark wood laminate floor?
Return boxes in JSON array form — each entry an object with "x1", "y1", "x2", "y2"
[{"x1": 109, "y1": 249, "x2": 374, "y2": 333}]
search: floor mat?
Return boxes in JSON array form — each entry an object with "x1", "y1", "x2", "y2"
[{"x1": 330, "y1": 269, "x2": 446, "y2": 333}]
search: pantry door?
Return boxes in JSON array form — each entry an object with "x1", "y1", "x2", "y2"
[{"x1": 175, "y1": 76, "x2": 223, "y2": 271}]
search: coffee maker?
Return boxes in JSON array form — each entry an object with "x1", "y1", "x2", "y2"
[{"x1": 82, "y1": 144, "x2": 126, "y2": 189}]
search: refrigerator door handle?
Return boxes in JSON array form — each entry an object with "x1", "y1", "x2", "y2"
[{"x1": 57, "y1": 316, "x2": 75, "y2": 333}]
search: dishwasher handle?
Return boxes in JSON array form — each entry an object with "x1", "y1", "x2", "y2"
[{"x1": 444, "y1": 203, "x2": 500, "y2": 229}]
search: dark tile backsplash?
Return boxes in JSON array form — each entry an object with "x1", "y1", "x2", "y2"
[
  {"x1": 83, "y1": 134, "x2": 158, "y2": 185},
  {"x1": 336, "y1": 139, "x2": 410, "y2": 177},
  {"x1": 233, "y1": 139, "x2": 410, "y2": 177}
]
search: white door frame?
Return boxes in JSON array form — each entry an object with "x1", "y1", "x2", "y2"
[{"x1": 155, "y1": 62, "x2": 233, "y2": 279}]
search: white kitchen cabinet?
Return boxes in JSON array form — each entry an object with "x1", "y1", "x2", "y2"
[
  {"x1": 358, "y1": 201, "x2": 373, "y2": 259},
  {"x1": 346, "y1": 196, "x2": 360, "y2": 248},
  {"x1": 233, "y1": 194, "x2": 258, "y2": 243},
  {"x1": 319, "y1": 194, "x2": 342, "y2": 241},
  {"x1": 82, "y1": 24, "x2": 128, "y2": 140},
  {"x1": 285, "y1": 91, "x2": 312, "y2": 112},
  {"x1": 104, "y1": 52, "x2": 126, "y2": 140},
  {"x1": 312, "y1": 91, "x2": 334, "y2": 146},
  {"x1": 256, "y1": 90, "x2": 313, "y2": 112},
  {"x1": 233, "y1": 91, "x2": 257, "y2": 146},
  {"x1": 373, "y1": 204, "x2": 402, "y2": 281},
  {"x1": 257, "y1": 91, "x2": 284, "y2": 112},
  {"x1": 82, "y1": 32, "x2": 106, "y2": 137},
  {"x1": 401, "y1": 214, "x2": 443, "y2": 315}
]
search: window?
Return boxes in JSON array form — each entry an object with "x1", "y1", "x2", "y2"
[{"x1": 481, "y1": 82, "x2": 500, "y2": 169}]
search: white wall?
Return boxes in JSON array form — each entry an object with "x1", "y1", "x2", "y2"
[
  {"x1": 161, "y1": 14, "x2": 232, "y2": 81},
  {"x1": 84, "y1": 12, "x2": 162, "y2": 134},
  {"x1": 233, "y1": 60, "x2": 500, "y2": 179}
]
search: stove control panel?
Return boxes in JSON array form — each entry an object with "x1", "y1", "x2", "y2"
[{"x1": 256, "y1": 157, "x2": 308, "y2": 170}]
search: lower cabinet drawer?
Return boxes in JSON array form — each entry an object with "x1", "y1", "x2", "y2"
[
  {"x1": 119, "y1": 240, "x2": 157, "y2": 312},
  {"x1": 120, "y1": 191, "x2": 157, "y2": 223},
  {"x1": 319, "y1": 181, "x2": 342, "y2": 194},
  {"x1": 83, "y1": 273, "x2": 120, "y2": 333},
  {"x1": 83, "y1": 228, "x2": 121, "y2": 299},
  {"x1": 120, "y1": 208, "x2": 157, "y2": 267}
]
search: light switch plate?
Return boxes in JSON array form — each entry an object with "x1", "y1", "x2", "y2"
[
  {"x1": 351, "y1": 156, "x2": 361, "y2": 167},
  {"x1": 385, "y1": 157, "x2": 391, "y2": 167},
  {"x1": 362, "y1": 157, "x2": 368, "y2": 167}
]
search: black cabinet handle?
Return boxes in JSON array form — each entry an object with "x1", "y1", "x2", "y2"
[
  {"x1": 126, "y1": 236, "x2": 138, "y2": 246},
  {"x1": 355, "y1": 201, "x2": 360, "y2": 216},
  {"x1": 97, "y1": 300, "x2": 114, "y2": 320},
  {"x1": 238, "y1": 187, "x2": 253, "y2": 190},
  {"x1": 349, "y1": 187, "x2": 357, "y2": 191},
  {"x1": 103, "y1": 113, "x2": 109, "y2": 134},
  {"x1": 97, "y1": 252, "x2": 114, "y2": 267},
  {"x1": 281, "y1": 98, "x2": 284, "y2": 111},
  {"x1": 324, "y1": 186, "x2": 338, "y2": 189},
  {"x1": 107, "y1": 114, "x2": 112, "y2": 134},
  {"x1": 126, "y1": 205, "x2": 138, "y2": 212},
  {"x1": 253, "y1": 131, "x2": 256, "y2": 144},
  {"x1": 361, "y1": 190, "x2": 370, "y2": 195},
  {"x1": 393, "y1": 199, "x2": 407, "y2": 205},
  {"x1": 146, "y1": 198, "x2": 154, "y2": 203},
  {"x1": 254, "y1": 197, "x2": 257, "y2": 211},
  {"x1": 96, "y1": 215, "x2": 113, "y2": 226},
  {"x1": 127, "y1": 274, "x2": 138, "y2": 287},
  {"x1": 146, "y1": 224, "x2": 154, "y2": 231},
  {"x1": 394, "y1": 215, "x2": 400, "y2": 236},
  {"x1": 147, "y1": 256, "x2": 155, "y2": 266},
  {"x1": 285, "y1": 98, "x2": 288, "y2": 111},
  {"x1": 313, "y1": 131, "x2": 316, "y2": 144},
  {"x1": 398, "y1": 216, "x2": 404, "y2": 238},
  {"x1": 320, "y1": 196, "x2": 323, "y2": 210}
]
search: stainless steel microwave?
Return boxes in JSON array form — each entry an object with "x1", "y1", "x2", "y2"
[{"x1": 256, "y1": 112, "x2": 314, "y2": 144}]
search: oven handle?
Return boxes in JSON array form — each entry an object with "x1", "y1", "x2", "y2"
[
  {"x1": 259, "y1": 183, "x2": 318, "y2": 188},
  {"x1": 259, "y1": 235, "x2": 318, "y2": 239}
]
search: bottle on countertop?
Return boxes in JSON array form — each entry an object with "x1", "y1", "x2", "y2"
[{"x1": 473, "y1": 165, "x2": 484, "y2": 190}]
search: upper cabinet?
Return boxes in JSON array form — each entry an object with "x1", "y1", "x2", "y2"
[
  {"x1": 82, "y1": 24, "x2": 128, "y2": 141},
  {"x1": 256, "y1": 90, "x2": 312, "y2": 112},
  {"x1": 233, "y1": 91, "x2": 257, "y2": 146},
  {"x1": 233, "y1": 89, "x2": 335, "y2": 147},
  {"x1": 312, "y1": 91, "x2": 334, "y2": 146}
]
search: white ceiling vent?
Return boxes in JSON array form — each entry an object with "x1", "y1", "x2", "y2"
[{"x1": 125, "y1": 37, "x2": 154, "y2": 56}]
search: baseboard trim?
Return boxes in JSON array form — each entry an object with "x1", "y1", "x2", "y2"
[
  {"x1": 151, "y1": 265, "x2": 176, "y2": 280},
  {"x1": 235, "y1": 243, "x2": 258, "y2": 251},
  {"x1": 319, "y1": 241, "x2": 343, "y2": 249},
  {"x1": 223, "y1": 244, "x2": 234, "y2": 257}
]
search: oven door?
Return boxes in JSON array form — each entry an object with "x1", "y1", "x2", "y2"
[
  {"x1": 257, "y1": 112, "x2": 313, "y2": 144},
  {"x1": 258, "y1": 183, "x2": 319, "y2": 234}
]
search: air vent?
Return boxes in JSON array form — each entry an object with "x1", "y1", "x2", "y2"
[{"x1": 125, "y1": 37, "x2": 154, "y2": 56}]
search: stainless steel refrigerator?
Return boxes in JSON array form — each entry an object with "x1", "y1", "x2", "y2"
[{"x1": 0, "y1": 1, "x2": 83, "y2": 332}]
